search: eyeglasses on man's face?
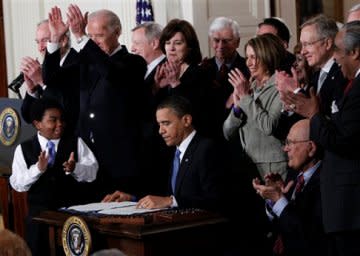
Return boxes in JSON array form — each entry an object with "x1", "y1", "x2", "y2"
[
  {"x1": 284, "y1": 139, "x2": 310, "y2": 147},
  {"x1": 212, "y1": 37, "x2": 235, "y2": 45},
  {"x1": 300, "y1": 37, "x2": 325, "y2": 48}
]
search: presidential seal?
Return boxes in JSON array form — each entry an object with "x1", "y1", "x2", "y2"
[
  {"x1": 62, "y1": 216, "x2": 91, "y2": 256},
  {"x1": 0, "y1": 107, "x2": 20, "y2": 146}
]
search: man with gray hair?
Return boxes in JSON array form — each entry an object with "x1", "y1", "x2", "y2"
[
  {"x1": 20, "y1": 16, "x2": 79, "y2": 135},
  {"x1": 64, "y1": 4, "x2": 147, "y2": 197},
  {"x1": 201, "y1": 16, "x2": 249, "y2": 140},
  {"x1": 277, "y1": 14, "x2": 347, "y2": 118},
  {"x1": 280, "y1": 20, "x2": 360, "y2": 256},
  {"x1": 131, "y1": 22, "x2": 171, "y2": 195}
]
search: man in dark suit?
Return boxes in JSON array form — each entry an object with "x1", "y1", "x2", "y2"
[
  {"x1": 281, "y1": 21, "x2": 360, "y2": 256},
  {"x1": 257, "y1": 17, "x2": 296, "y2": 74},
  {"x1": 103, "y1": 96, "x2": 225, "y2": 211},
  {"x1": 66, "y1": 5, "x2": 147, "y2": 197},
  {"x1": 299, "y1": 14, "x2": 347, "y2": 117},
  {"x1": 253, "y1": 119, "x2": 326, "y2": 256},
  {"x1": 21, "y1": 8, "x2": 80, "y2": 135},
  {"x1": 200, "y1": 17, "x2": 250, "y2": 139},
  {"x1": 131, "y1": 22, "x2": 170, "y2": 195}
]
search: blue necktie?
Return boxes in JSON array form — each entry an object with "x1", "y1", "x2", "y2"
[
  {"x1": 171, "y1": 149, "x2": 181, "y2": 193},
  {"x1": 47, "y1": 140, "x2": 56, "y2": 166}
]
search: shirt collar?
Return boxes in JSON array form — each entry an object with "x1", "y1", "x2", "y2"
[
  {"x1": 177, "y1": 130, "x2": 196, "y2": 161},
  {"x1": 110, "y1": 44, "x2": 122, "y2": 56},
  {"x1": 37, "y1": 132, "x2": 60, "y2": 151},
  {"x1": 321, "y1": 58, "x2": 335, "y2": 74},
  {"x1": 145, "y1": 54, "x2": 166, "y2": 78},
  {"x1": 215, "y1": 53, "x2": 237, "y2": 70},
  {"x1": 302, "y1": 160, "x2": 321, "y2": 186}
]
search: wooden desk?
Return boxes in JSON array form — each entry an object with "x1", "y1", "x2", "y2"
[{"x1": 34, "y1": 209, "x2": 228, "y2": 256}]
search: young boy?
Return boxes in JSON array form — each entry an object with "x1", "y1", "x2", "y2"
[{"x1": 10, "y1": 98, "x2": 98, "y2": 255}]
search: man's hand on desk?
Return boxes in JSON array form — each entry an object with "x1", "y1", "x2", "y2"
[
  {"x1": 102, "y1": 190, "x2": 133, "y2": 202},
  {"x1": 137, "y1": 195, "x2": 172, "y2": 209}
]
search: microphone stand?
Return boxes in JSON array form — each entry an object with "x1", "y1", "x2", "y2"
[{"x1": 8, "y1": 73, "x2": 24, "y2": 99}]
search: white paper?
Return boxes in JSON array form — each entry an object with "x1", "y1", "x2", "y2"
[
  {"x1": 66, "y1": 201, "x2": 137, "y2": 212},
  {"x1": 98, "y1": 205, "x2": 163, "y2": 215}
]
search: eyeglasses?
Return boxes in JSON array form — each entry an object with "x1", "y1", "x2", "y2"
[
  {"x1": 212, "y1": 38, "x2": 235, "y2": 44},
  {"x1": 284, "y1": 139, "x2": 310, "y2": 147},
  {"x1": 35, "y1": 38, "x2": 50, "y2": 44},
  {"x1": 301, "y1": 38, "x2": 325, "y2": 48}
]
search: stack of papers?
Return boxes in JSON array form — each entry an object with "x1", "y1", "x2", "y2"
[{"x1": 64, "y1": 201, "x2": 163, "y2": 216}]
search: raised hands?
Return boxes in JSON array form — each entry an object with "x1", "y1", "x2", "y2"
[
  {"x1": 228, "y1": 68, "x2": 251, "y2": 103},
  {"x1": 21, "y1": 57, "x2": 43, "y2": 92},
  {"x1": 67, "y1": 4, "x2": 87, "y2": 39},
  {"x1": 48, "y1": 6, "x2": 68, "y2": 43},
  {"x1": 63, "y1": 152, "x2": 76, "y2": 173},
  {"x1": 37, "y1": 151, "x2": 49, "y2": 172},
  {"x1": 154, "y1": 61, "x2": 182, "y2": 88},
  {"x1": 252, "y1": 173, "x2": 294, "y2": 203},
  {"x1": 281, "y1": 87, "x2": 320, "y2": 118}
]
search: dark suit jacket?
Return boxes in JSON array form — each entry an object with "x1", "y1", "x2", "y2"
[
  {"x1": 21, "y1": 48, "x2": 80, "y2": 135},
  {"x1": 141, "y1": 57, "x2": 172, "y2": 196},
  {"x1": 310, "y1": 74, "x2": 360, "y2": 233},
  {"x1": 200, "y1": 54, "x2": 250, "y2": 139},
  {"x1": 78, "y1": 40, "x2": 147, "y2": 194},
  {"x1": 310, "y1": 62, "x2": 347, "y2": 117},
  {"x1": 276, "y1": 166, "x2": 326, "y2": 256},
  {"x1": 168, "y1": 133, "x2": 225, "y2": 210}
]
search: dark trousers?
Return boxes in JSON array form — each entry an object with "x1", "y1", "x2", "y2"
[{"x1": 328, "y1": 230, "x2": 360, "y2": 256}]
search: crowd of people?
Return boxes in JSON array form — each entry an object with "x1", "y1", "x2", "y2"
[{"x1": 7, "y1": 3, "x2": 360, "y2": 256}]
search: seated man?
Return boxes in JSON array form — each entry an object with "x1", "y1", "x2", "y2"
[
  {"x1": 253, "y1": 119, "x2": 327, "y2": 256},
  {"x1": 103, "y1": 96, "x2": 225, "y2": 210}
]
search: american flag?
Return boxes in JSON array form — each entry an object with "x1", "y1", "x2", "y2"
[{"x1": 136, "y1": 0, "x2": 154, "y2": 25}]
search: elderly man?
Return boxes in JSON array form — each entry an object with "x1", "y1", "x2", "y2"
[
  {"x1": 282, "y1": 20, "x2": 360, "y2": 256},
  {"x1": 200, "y1": 17, "x2": 249, "y2": 139},
  {"x1": 131, "y1": 22, "x2": 171, "y2": 195},
  {"x1": 253, "y1": 119, "x2": 326, "y2": 256},
  {"x1": 65, "y1": 4, "x2": 147, "y2": 196},
  {"x1": 20, "y1": 10, "x2": 80, "y2": 136},
  {"x1": 277, "y1": 14, "x2": 347, "y2": 118}
]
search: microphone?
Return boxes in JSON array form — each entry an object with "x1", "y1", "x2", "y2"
[{"x1": 8, "y1": 72, "x2": 24, "y2": 91}]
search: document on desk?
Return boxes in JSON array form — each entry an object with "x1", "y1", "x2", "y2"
[{"x1": 64, "y1": 201, "x2": 164, "y2": 215}]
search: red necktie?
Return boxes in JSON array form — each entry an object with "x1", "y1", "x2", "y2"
[
  {"x1": 273, "y1": 234, "x2": 285, "y2": 255},
  {"x1": 344, "y1": 79, "x2": 354, "y2": 95},
  {"x1": 217, "y1": 64, "x2": 228, "y2": 83},
  {"x1": 294, "y1": 173, "x2": 305, "y2": 199}
]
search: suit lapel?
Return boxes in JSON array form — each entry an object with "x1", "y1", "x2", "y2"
[{"x1": 174, "y1": 134, "x2": 200, "y2": 194}]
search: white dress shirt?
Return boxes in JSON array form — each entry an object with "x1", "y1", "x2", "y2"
[{"x1": 10, "y1": 132, "x2": 98, "y2": 192}]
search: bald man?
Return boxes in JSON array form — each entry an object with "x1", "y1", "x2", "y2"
[{"x1": 253, "y1": 119, "x2": 326, "y2": 256}]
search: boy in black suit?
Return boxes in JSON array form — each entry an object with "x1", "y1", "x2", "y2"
[{"x1": 10, "y1": 99, "x2": 98, "y2": 255}]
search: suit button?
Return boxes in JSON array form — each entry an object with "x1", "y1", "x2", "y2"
[{"x1": 89, "y1": 113, "x2": 95, "y2": 119}]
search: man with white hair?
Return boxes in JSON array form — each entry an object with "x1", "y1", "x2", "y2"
[
  {"x1": 65, "y1": 4, "x2": 147, "y2": 197},
  {"x1": 201, "y1": 17, "x2": 249, "y2": 140}
]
